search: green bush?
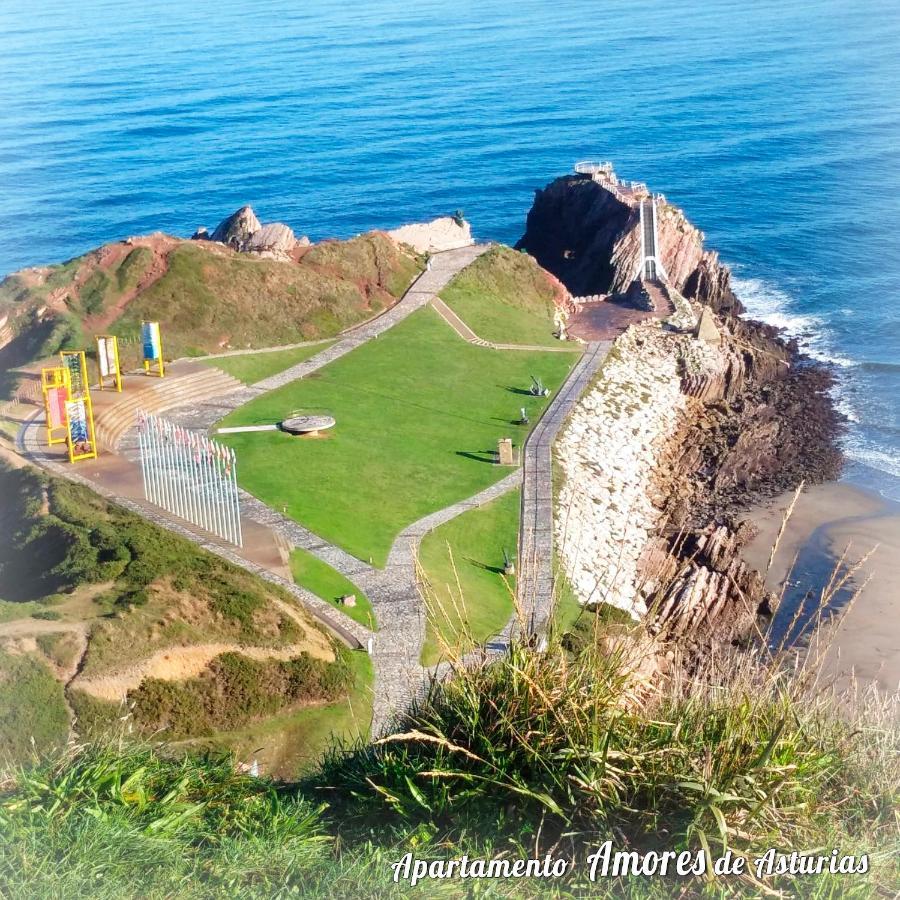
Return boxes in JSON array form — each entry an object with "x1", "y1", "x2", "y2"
[
  {"x1": 0, "y1": 462, "x2": 303, "y2": 640},
  {"x1": 30, "y1": 610, "x2": 61, "y2": 621},
  {"x1": 128, "y1": 649, "x2": 354, "y2": 738}
]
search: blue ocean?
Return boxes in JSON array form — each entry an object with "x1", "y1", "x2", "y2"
[{"x1": 1, "y1": 0, "x2": 898, "y2": 496}]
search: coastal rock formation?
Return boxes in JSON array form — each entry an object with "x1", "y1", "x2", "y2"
[
  {"x1": 387, "y1": 216, "x2": 473, "y2": 254},
  {"x1": 555, "y1": 319, "x2": 781, "y2": 641},
  {"x1": 205, "y1": 207, "x2": 311, "y2": 260},
  {"x1": 211, "y1": 205, "x2": 261, "y2": 248},
  {"x1": 517, "y1": 173, "x2": 741, "y2": 315},
  {"x1": 245, "y1": 222, "x2": 297, "y2": 258},
  {"x1": 555, "y1": 325, "x2": 690, "y2": 617}
]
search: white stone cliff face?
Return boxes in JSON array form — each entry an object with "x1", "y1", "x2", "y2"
[
  {"x1": 554, "y1": 323, "x2": 721, "y2": 618},
  {"x1": 387, "y1": 217, "x2": 473, "y2": 254}
]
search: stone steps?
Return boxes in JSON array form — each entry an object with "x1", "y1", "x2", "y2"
[{"x1": 94, "y1": 368, "x2": 242, "y2": 450}]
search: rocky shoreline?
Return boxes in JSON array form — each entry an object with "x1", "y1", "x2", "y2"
[{"x1": 525, "y1": 171, "x2": 844, "y2": 652}]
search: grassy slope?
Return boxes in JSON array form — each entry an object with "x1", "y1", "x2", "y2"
[
  {"x1": 0, "y1": 649, "x2": 69, "y2": 764},
  {"x1": 419, "y1": 489, "x2": 520, "y2": 666},
  {"x1": 0, "y1": 639, "x2": 895, "y2": 898},
  {"x1": 0, "y1": 233, "x2": 422, "y2": 369},
  {"x1": 201, "y1": 342, "x2": 334, "y2": 385},
  {"x1": 290, "y1": 548, "x2": 376, "y2": 630},
  {"x1": 440, "y1": 244, "x2": 565, "y2": 347},
  {"x1": 0, "y1": 461, "x2": 355, "y2": 762},
  {"x1": 218, "y1": 307, "x2": 578, "y2": 566},
  {"x1": 200, "y1": 651, "x2": 373, "y2": 780},
  {"x1": 114, "y1": 235, "x2": 422, "y2": 357}
]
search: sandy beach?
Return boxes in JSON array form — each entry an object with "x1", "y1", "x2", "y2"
[{"x1": 742, "y1": 481, "x2": 900, "y2": 697}]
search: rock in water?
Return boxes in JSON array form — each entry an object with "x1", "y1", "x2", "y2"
[
  {"x1": 191, "y1": 226, "x2": 209, "y2": 240},
  {"x1": 517, "y1": 172, "x2": 741, "y2": 316},
  {"x1": 211, "y1": 205, "x2": 262, "y2": 249}
]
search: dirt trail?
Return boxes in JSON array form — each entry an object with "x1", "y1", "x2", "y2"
[
  {"x1": 88, "y1": 234, "x2": 179, "y2": 331},
  {"x1": 72, "y1": 638, "x2": 335, "y2": 703}
]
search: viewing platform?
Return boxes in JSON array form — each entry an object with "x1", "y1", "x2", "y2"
[{"x1": 573, "y1": 161, "x2": 650, "y2": 203}]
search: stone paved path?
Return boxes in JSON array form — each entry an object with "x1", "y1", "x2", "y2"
[{"x1": 516, "y1": 340, "x2": 611, "y2": 638}]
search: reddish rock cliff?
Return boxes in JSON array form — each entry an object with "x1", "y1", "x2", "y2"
[{"x1": 517, "y1": 174, "x2": 741, "y2": 315}]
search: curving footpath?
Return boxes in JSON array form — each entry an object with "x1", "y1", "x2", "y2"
[
  {"x1": 430, "y1": 297, "x2": 580, "y2": 353},
  {"x1": 130, "y1": 244, "x2": 492, "y2": 443}
]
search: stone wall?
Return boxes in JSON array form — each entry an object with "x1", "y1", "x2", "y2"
[{"x1": 554, "y1": 323, "x2": 716, "y2": 617}]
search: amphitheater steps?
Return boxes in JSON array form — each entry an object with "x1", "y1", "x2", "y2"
[{"x1": 93, "y1": 367, "x2": 242, "y2": 451}]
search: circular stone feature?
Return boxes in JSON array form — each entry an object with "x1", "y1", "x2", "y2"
[{"x1": 279, "y1": 415, "x2": 336, "y2": 436}]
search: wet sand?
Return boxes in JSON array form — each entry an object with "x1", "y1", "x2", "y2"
[{"x1": 742, "y1": 482, "x2": 900, "y2": 697}]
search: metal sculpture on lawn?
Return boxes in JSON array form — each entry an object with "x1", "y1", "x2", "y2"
[{"x1": 137, "y1": 411, "x2": 243, "y2": 547}]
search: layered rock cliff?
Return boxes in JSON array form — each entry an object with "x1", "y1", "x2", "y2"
[
  {"x1": 517, "y1": 174, "x2": 741, "y2": 315},
  {"x1": 544, "y1": 169, "x2": 842, "y2": 653}
]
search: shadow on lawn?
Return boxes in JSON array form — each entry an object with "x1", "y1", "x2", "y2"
[{"x1": 455, "y1": 449, "x2": 499, "y2": 465}]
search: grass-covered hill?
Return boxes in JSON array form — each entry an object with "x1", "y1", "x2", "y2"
[
  {"x1": 0, "y1": 230, "x2": 423, "y2": 380},
  {"x1": 0, "y1": 461, "x2": 363, "y2": 770},
  {"x1": 439, "y1": 244, "x2": 568, "y2": 346}
]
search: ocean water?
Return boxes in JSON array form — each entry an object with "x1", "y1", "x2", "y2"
[{"x1": 1, "y1": 0, "x2": 898, "y2": 496}]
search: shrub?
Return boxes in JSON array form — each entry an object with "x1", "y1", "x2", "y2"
[
  {"x1": 127, "y1": 648, "x2": 354, "y2": 738},
  {"x1": 30, "y1": 610, "x2": 61, "y2": 621}
]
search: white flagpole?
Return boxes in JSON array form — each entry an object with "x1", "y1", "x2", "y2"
[
  {"x1": 204, "y1": 436, "x2": 216, "y2": 536},
  {"x1": 182, "y1": 429, "x2": 197, "y2": 529},
  {"x1": 138, "y1": 418, "x2": 149, "y2": 500},
  {"x1": 213, "y1": 440, "x2": 226, "y2": 541},
  {"x1": 212, "y1": 443, "x2": 224, "y2": 541},
  {"x1": 169, "y1": 423, "x2": 180, "y2": 519},
  {"x1": 163, "y1": 419, "x2": 177, "y2": 518},
  {"x1": 189, "y1": 431, "x2": 201, "y2": 531},
  {"x1": 232, "y1": 448, "x2": 243, "y2": 548},
  {"x1": 149, "y1": 414, "x2": 161, "y2": 507}
]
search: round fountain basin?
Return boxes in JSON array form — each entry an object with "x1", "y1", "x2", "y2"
[{"x1": 280, "y1": 415, "x2": 336, "y2": 435}]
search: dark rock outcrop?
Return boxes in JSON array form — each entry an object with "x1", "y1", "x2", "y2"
[
  {"x1": 524, "y1": 171, "x2": 843, "y2": 655},
  {"x1": 517, "y1": 174, "x2": 741, "y2": 315},
  {"x1": 643, "y1": 313, "x2": 842, "y2": 654}
]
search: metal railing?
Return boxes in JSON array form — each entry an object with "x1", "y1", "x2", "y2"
[{"x1": 574, "y1": 160, "x2": 614, "y2": 176}]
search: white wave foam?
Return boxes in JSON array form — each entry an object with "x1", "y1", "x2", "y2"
[
  {"x1": 844, "y1": 441, "x2": 900, "y2": 480},
  {"x1": 732, "y1": 277, "x2": 856, "y2": 369},
  {"x1": 834, "y1": 393, "x2": 860, "y2": 424}
]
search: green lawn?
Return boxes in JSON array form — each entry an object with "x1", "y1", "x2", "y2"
[
  {"x1": 440, "y1": 245, "x2": 570, "y2": 347},
  {"x1": 218, "y1": 307, "x2": 579, "y2": 566},
  {"x1": 200, "y1": 650, "x2": 373, "y2": 780},
  {"x1": 290, "y1": 548, "x2": 376, "y2": 630},
  {"x1": 202, "y1": 342, "x2": 334, "y2": 385},
  {"x1": 419, "y1": 489, "x2": 520, "y2": 666}
]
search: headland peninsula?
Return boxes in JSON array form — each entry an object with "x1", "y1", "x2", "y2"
[{"x1": 0, "y1": 163, "x2": 896, "y2": 898}]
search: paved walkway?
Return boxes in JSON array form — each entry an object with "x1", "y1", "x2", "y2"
[
  {"x1": 516, "y1": 340, "x2": 611, "y2": 638},
  {"x1": 121, "y1": 244, "x2": 492, "y2": 444},
  {"x1": 431, "y1": 297, "x2": 580, "y2": 352}
]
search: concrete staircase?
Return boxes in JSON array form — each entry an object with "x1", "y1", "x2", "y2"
[{"x1": 93, "y1": 367, "x2": 242, "y2": 451}]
